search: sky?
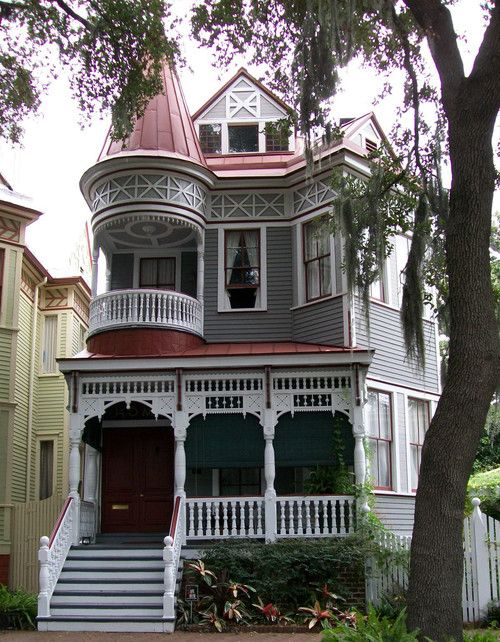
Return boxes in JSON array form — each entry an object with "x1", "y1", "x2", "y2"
[{"x1": 0, "y1": 1, "x2": 496, "y2": 279}]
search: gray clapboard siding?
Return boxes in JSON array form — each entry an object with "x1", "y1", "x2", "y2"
[
  {"x1": 292, "y1": 296, "x2": 344, "y2": 345},
  {"x1": 374, "y1": 494, "x2": 415, "y2": 536},
  {"x1": 356, "y1": 298, "x2": 439, "y2": 392},
  {"x1": 203, "y1": 227, "x2": 293, "y2": 342}
]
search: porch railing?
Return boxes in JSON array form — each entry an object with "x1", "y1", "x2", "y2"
[
  {"x1": 88, "y1": 289, "x2": 203, "y2": 337},
  {"x1": 276, "y1": 495, "x2": 356, "y2": 538},
  {"x1": 186, "y1": 495, "x2": 355, "y2": 541},
  {"x1": 187, "y1": 497, "x2": 265, "y2": 539},
  {"x1": 38, "y1": 496, "x2": 78, "y2": 617},
  {"x1": 163, "y1": 495, "x2": 185, "y2": 621}
]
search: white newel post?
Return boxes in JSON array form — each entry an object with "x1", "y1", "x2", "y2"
[
  {"x1": 471, "y1": 498, "x2": 491, "y2": 619},
  {"x1": 262, "y1": 409, "x2": 277, "y2": 542},
  {"x1": 38, "y1": 536, "x2": 50, "y2": 617},
  {"x1": 163, "y1": 535, "x2": 175, "y2": 619},
  {"x1": 68, "y1": 413, "x2": 81, "y2": 545}
]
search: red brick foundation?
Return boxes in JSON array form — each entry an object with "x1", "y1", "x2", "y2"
[{"x1": 0, "y1": 554, "x2": 10, "y2": 586}]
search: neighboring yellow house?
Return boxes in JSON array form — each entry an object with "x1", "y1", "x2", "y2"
[{"x1": 0, "y1": 174, "x2": 90, "y2": 588}]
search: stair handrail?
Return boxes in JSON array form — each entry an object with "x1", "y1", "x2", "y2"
[
  {"x1": 163, "y1": 495, "x2": 185, "y2": 621},
  {"x1": 38, "y1": 496, "x2": 77, "y2": 618}
]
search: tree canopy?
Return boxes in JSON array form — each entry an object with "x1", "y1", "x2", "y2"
[{"x1": 0, "y1": 0, "x2": 177, "y2": 142}]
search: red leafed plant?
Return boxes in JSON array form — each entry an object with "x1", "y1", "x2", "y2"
[{"x1": 298, "y1": 600, "x2": 336, "y2": 629}]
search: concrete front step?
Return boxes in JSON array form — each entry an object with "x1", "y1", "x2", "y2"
[
  {"x1": 56, "y1": 580, "x2": 165, "y2": 591},
  {"x1": 52, "y1": 592, "x2": 163, "y2": 605},
  {"x1": 59, "y1": 569, "x2": 163, "y2": 581},
  {"x1": 69, "y1": 546, "x2": 163, "y2": 558},
  {"x1": 64, "y1": 558, "x2": 164, "y2": 569},
  {"x1": 50, "y1": 605, "x2": 163, "y2": 617},
  {"x1": 37, "y1": 616, "x2": 175, "y2": 633}
]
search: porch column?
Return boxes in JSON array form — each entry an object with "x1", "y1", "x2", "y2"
[
  {"x1": 173, "y1": 411, "x2": 189, "y2": 499},
  {"x1": 262, "y1": 409, "x2": 277, "y2": 542},
  {"x1": 352, "y1": 405, "x2": 370, "y2": 514},
  {"x1": 91, "y1": 246, "x2": 99, "y2": 298},
  {"x1": 69, "y1": 412, "x2": 82, "y2": 545},
  {"x1": 83, "y1": 445, "x2": 98, "y2": 503},
  {"x1": 196, "y1": 237, "x2": 205, "y2": 333}
]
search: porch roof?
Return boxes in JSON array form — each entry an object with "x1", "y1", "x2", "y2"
[{"x1": 58, "y1": 340, "x2": 373, "y2": 372}]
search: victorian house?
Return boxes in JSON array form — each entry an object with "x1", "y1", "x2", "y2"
[{"x1": 37, "y1": 67, "x2": 440, "y2": 632}]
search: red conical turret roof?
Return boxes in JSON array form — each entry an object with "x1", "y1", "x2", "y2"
[{"x1": 98, "y1": 65, "x2": 206, "y2": 166}]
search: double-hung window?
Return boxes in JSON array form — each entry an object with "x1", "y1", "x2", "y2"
[
  {"x1": 39, "y1": 439, "x2": 54, "y2": 500},
  {"x1": 225, "y1": 230, "x2": 260, "y2": 309},
  {"x1": 199, "y1": 124, "x2": 222, "y2": 154},
  {"x1": 139, "y1": 257, "x2": 175, "y2": 290},
  {"x1": 366, "y1": 390, "x2": 392, "y2": 489},
  {"x1": 303, "y1": 218, "x2": 331, "y2": 301},
  {"x1": 42, "y1": 315, "x2": 58, "y2": 374},
  {"x1": 409, "y1": 398, "x2": 430, "y2": 490}
]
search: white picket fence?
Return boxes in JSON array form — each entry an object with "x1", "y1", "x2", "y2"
[{"x1": 366, "y1": 498, "x2": 500, "y2": 624}]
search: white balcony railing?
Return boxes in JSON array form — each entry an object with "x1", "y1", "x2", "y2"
[{"x1": 88, "y1": 289, "x2": 203, "y2": 337}]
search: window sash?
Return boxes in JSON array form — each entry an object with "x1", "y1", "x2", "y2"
[
  {"x1": 366, "y1": 390, "x2": 393, "y2": 489},
  {"x1": 39, "y1": 440, "x2": 54, "y2": 500},
  {"x1": 199, "y1": 124, "x2": 222, "y2": 154},
  {"x1": 139, "y1": 257, "x2": 175, "y2": 290},
  {"x1": 42, "y1": 315, "x2": 58, "y2": 374},
  {"x1": 225, "y1": 230, "x2": 260, "y2": 287},
  {"x1": 408, "y1": 398, "x2": 430, "y2": 490},
  {"x1": 304, "y1": 220, "x2": 331, "y2": 301},
  {"x1": 228, "y1": 125, "x2": 259, "y2": 153}
]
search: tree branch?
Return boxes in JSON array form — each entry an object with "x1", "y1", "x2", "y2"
[
  {"x1": 467, "y1": 2, "x2": 500, "y2": 112},
  {"x1": 48, "y1": 0, "x2": 91, "y2": 29},
  {"x1": 403, "y1": 0, "x2": 464, "y2": 112}
]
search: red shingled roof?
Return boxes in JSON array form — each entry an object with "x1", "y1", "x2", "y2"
[{"x1": 98, "y1": 65, "x2": 206, "y2": 166}]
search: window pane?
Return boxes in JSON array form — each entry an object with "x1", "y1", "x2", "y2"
[
  {"x1": 225, "y1": 230, "x2": 260, "y2": 309},
  {"x1": 320, "y1": 257, "x2": 331, "y2": 296},
  {"x1": 157, "y1": 258, "x2": 175, "y2": 288},
  {"x1": 379, "y1": 393, "x2": 391, "y2": 439},
  {"x1": 199, "y1": 124, "x2": 222, "y2": 154},
  {"x1": 410, "y1": 445, "x2": 420, "y2": 490},
  {"x1": 366, "y1": 391, "x2": 378, "y2": 436},
  {"x1": 140, "y1": 258, "x2": 175, "y2": 289},
  {"x1": 408, "y1": 399, "x2": 419, "y2": 443},
  {"x1": 140, "y1": 258, "x2": 157, "y2": 287},
  {"x1": 418, "y1": 401, "x2": 429, "y2": 442},
  {"x1": 378, "y1": 441, "x2": 391, "y2": 487},
  {"x1": 306, "y1": 262, "x2": 320, "y2": 300},
  {"x1": 39, "y1": 440, "x2": 54, "y2": 500},
  {"x1": 42, "y1": 316, "x2": 58, "y2": 374},
  {"x1": 370, "y1": 277, "x2": 383, "y2": 300},
  {"x1": 228, "y1": 125, "x2": 258, "y2": 153}
]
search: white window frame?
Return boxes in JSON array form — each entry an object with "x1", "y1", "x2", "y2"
[
  {"x1": 295, "y1": 213, "x2": 336, "y2": 307},
  {"x1": 217, "y1": 224, "x2": 267, "y2": 312},
  {"x1": 365, "y1": 389, "x2": 393, "y2": 491},
  {"x1": 131, "y1": 249, "x2": 183, "y2": 292}
]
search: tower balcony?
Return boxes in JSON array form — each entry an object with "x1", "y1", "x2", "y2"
[{"x1": 88, "y1": 289, "x2": 203, "y2": 337}]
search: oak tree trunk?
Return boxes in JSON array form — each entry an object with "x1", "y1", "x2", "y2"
[{"x1": 406, "y1": 34, "x2": 500, "y2": 640}]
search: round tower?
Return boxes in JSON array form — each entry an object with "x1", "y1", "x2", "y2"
[{"x1": 80, "y1": 65, "x2": 213, "y2": 356}]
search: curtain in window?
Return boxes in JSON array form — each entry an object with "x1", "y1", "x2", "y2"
[
  {"x1": 42, "y1": 316, "x2": 57, "y2": 374},
  {"x1": 304, "y1": 220, "x2": 331, "y2": 300},
  {"x1": 226, "y1": 230, "x2": 259, "y2": 285},
  {"x1": 140, "y1": 258, "x2": 175, "y2": 289}
]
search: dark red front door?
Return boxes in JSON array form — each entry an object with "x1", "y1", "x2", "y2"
[{"x1": 101, "y1": 426, "x2": 174, "y2": 533}]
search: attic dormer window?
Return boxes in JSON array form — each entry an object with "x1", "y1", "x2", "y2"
[
  {"x1": 199, "y1": 124, "x2": 222, "y2": 154},
  {"x1": 228, "y1": 124, "x2": 258, "y2": 153}
]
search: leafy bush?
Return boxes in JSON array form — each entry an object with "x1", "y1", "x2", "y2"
[
  {"x1": 467, "y1": 468, "x2": 500, "y2": 520},
  {"x1": 485, "y1": 600, "x2": 500, "y2": 627},
  {"x1": 321, "y1": 606, "x2": 420, "y2": 641},
  {"x1": 464, "y1": 629, "x2": 500, "y2": 642},
  {"x1": 200, "y1": 536, "x2": 370, "y2": 611},
  {"x1": 0, "y1": 585, "x2": 37, "y2": 630}
]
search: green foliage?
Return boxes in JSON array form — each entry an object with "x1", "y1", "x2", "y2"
[
  {"x1": 463, "y1": 629, "x2": 500, "y2": 642},
  {"x1": 0, "y1": 0, "x2": 180, "y2": 142},
  {"x1": 321, "y1": 606, "x2": 420, "y2": 642},
  {"x1": 472, "y1": 404, "x2": 500, "y2": 475},
  {"x1": 485, "y1": 600, "x2": 500, "y2": 628},
  {"x1": 467, "y1": 468, "x2": 500, "y2": 520},
  {"x1": 199, "y1": 537, "x2": 370, "y2": 611},
  {"x1": 0, "y1": 585, "x2": 37, "y2": 630}
]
